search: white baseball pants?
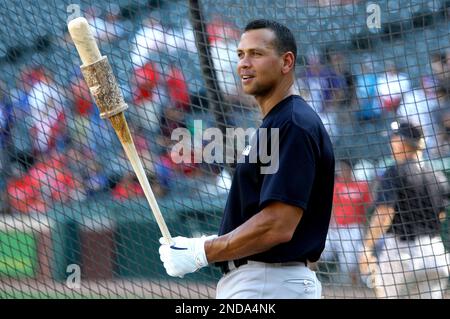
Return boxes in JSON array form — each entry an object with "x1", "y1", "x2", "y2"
[
  {"x1": 216, "y1": 260, "x2": 322, "y2": 299},
  {"x1": 374, "y1": 234, "x2": 450, "y2": 299}
]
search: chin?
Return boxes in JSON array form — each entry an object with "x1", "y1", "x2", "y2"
[{"x1": 242, "y1": 87, "x2": 255, "y2": 95}]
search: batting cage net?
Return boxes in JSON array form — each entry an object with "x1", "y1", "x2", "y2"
[{"x1": 0, "y1": 0, "x2": 449, "y2": 299}]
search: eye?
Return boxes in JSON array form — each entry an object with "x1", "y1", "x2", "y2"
[{"x1": 237, "y1": 52, "x2": 244, "y2": 59}]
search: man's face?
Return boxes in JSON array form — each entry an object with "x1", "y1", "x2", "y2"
[
  {"x1": 390, "y1": 134, "x2": 417, "y2": 162},
  {"x1": 237, "y1": 29, "x2": 284, "y2": 97},
  {"x1": 390, "y1": 134, "x2": 404, "y2": 160}
]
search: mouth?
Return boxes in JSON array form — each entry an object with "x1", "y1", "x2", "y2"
[{"x1": 241, "y1": 75, "x2": 255, "y2": 84}]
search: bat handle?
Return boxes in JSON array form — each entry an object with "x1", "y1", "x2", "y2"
[{"x1": 118, "y1": 128, "x2": 173, "y2": 244}]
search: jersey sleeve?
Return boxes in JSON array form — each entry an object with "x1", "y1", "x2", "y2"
[
  {"x1": 259, "y1": 123, "x2": 316, "y2": 211},
  {"x1": 375, "y1": 168, "x2": 399, "y2": 206}
]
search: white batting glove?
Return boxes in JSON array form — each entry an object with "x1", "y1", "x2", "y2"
[{"x1": 159, "y1": 235, "x2": 217, "y2": 278}]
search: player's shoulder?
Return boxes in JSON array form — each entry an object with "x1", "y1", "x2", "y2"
[
  {"x1": 290, "y1": 95, "x2": 329, "y2": 136},
  {"x1": 264, "y1": 95, "x2": 330, "y2": 143}
]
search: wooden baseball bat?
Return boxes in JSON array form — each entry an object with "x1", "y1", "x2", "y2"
[{"x1": 68, "y1": 17, "x2": 173, "y2": 244}]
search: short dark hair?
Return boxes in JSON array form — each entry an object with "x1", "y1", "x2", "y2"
[
  {"x1": 391, "y1": 120, "x2": 424, "y2": 150},
  {"x1": 244, "y1": 19, "x2": 297, "y2": 63}
]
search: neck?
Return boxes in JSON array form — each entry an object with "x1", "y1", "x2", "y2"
[
  {"x1": 256, "y1": 76, "x2": 297, "y2": 117},
  {"x1": 395, "y1": 151, "x2": 422, "y2": 164}
]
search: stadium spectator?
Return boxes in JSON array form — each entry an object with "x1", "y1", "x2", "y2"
[
  {"x1": 377, "y1": 61, "x2": 411, "y2": 114},
  {"x1": 10, "y1": 67, "x2": 43, "y2": 115},
  {"x1": 299, "y1": 48, "x2": 349, "y2": 112},
  {"x1": 397, "y1": 76, "x2": 441, "y2": 158},
  {"x1": 130, "y1": 17, "x2": 166, "y2": 66},
  {"x1": 435, "y1": 108, "x2": 450, "y2": 158},
  {"x1": 0, "y1": 80, "x2": 12, "y2": 203},
  {"x1": 355, "y1": 59, "x2": 382, "y2": 121},
  {"x1": 133, "y1": 61, "x2": 159, "y2": 103},
  {"x1": 209, "y1": 18, "x2": 241, "y2": 103},
  {"x1": 322, "y1": 159, "x2": 373, "y2": 285},
  {"x1": 70, "y1": 71, "x2": 94, "y2": 118},
  {"x1": 321, "y1": 49, "x2": 350, "y2": 110},
  {"x1": 430, "y1": 51, "x2": 447, "y2": 89},
  {"x1": 66, "y1": 71, "x2": 119, "y2": 190},
  {"x1": 207, "y1": 15, "x2": 240, "y2": 45},
  {"x1": 159, "y1": 105, "x2": 186, "y2": 146},
  {"x1": 133, "y1": 126, "x2": 156, "y2": 177},
  {"x1": 27, "y1": 150, "x2": 85, "y2": 205},
  {"x1": 164, "y1": 19, "x2": 197, "y2": 54},
  {"x1": 154, "y1": 150, "x2": 174, "y2": 197},
  {"x1": 359, "y1": 121, "x2": 450, "y2": 298},
  {"x1": 6, "y1": 162, "x2": 46, "y2": 214},
  {"x1": 66, "y1": 146, "x2": 108, "y2": 197},
  {"x1": 28, "y1": 70, "x2": 67, "y2": 156},
  {"x1": 154, "y1": 141, "x2": 199, "y2": 196},
  {"x1": 325, "y1": 47, "x2": 354, "y2": 108},
  {"x1": 427, "y1": 87, "x2": 450, "y2": 158},
  {"x1": 9, "y1": 67, "x2": 43, "y2": 165},
  {"x1": 110, "y1": 125, "x2": 158, "y2": 199},
  {"x1": 130, "y1": 61, "x2": 165, "y2": 136},
  {"x1": 0, "y1": 81, "x2": 12, "y2": 145},
  {"x1": 165, "y1": 65, "x2": 190, "y2": 111},
  {"x1": 86, "y1": 4, "x2": 127, "y2": 43},
  {"x1": 442, "y1": 49, "x2": 450, "y2": 89},
  {"x1": 112, "y1": 172, "x2": 144, "y2": 201},
  {"x1": 67, "y1": 72, "x2": 99, "y2": 149},
  {"x1": 297, "y1": 49, "x2": 339, "y2": 139},
  {"x1": 298, "y1": 49, "x2": 327, "y2": 113}
]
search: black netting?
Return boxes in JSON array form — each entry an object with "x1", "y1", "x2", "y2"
[{"x1": 0, "y1": 0, "x2": 449, "y2": 299}]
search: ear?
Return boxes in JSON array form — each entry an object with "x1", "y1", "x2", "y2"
[{"x1": 281, "y1": 52, "x2": 295, "y2": 74}]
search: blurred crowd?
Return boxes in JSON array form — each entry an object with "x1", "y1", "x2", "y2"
[
  {"x1": 0, "y1": 4, "x2": 449, "y2": 226},
  {"x1": 297, "y1": 47, "x2": 450, "y2": 159},
  {"x1": 0, "y1": 8, "x2": 243, "y2": 215},
  {"x1": 296, "y1": 44, "x2": 450, "y2": 285}
]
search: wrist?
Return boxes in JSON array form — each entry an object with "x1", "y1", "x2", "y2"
[
  {"x1": 203, "y1": 234, "x2": 217, "y2": 265},
  {"x1": 195, "y1": 235, "x2": 217, "y2": 268}
]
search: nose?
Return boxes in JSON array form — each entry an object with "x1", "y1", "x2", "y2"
[{"x1": 238, "y1": 55, "x2": 251, "y2": 70}]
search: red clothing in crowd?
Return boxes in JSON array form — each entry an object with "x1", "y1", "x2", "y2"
[
  {"x1": 71, "y1": 80, "x2": 93, "y2": 116},
  {"x1": 6, "y1": 152, "x2": 80, "y2": 214},
  {"x1": 207, "y1": 18, "x2": 240, "y2": 44},
  {"x1": 133, "y1": 62, "x2": 159, "y2": 105},
  {"x1": 29, "y1": 108, "x2": 66, "y2": 154},
  {"x1": 166, "y1": 66, "x2": 190, "y2": 110},
  {"x1": 112, "y1": 178, "x2": 144, "y2": 201},
  {"x1": 7, "y1": 175, "x2": 46, "y2": 214},
  {"x1": 332, "y1": 178, "x2": 372, "y2": 225},
  {"x1": 161, "y1": 151, "x2": 196, "y2": 176},
  {"x1": 28, "y1": 155, "x2": 76, "y2": 203}
]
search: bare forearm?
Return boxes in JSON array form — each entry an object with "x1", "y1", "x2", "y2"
[
  {"x1": 205, "y1": 204, "x2": 302, "y2": 263},
  {"x1": 363, "y1": 205, "x2": 394, "y2": 251},
  {"x1": 205, "y1": 216, "x2": 284, "y2": 263}
]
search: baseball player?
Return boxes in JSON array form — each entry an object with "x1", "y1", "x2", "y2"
[
  {"x1": 359, "y1": 120, "x2": 450, "y2": 298},
  {"x1": 159, "y1": 19, "x2": 335, "y2": 299}
]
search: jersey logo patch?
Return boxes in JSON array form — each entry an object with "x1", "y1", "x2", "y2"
[{"x1": 242, "y1": 145, "x2": 252, "y2": 156}]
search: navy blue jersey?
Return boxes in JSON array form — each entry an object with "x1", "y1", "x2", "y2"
[
  {"x1": 217, "y1": 95, "x2": 335, "y2": 263},
  {"x1": 375, "y1": 160, "x2": 448, "y2": 240}
]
